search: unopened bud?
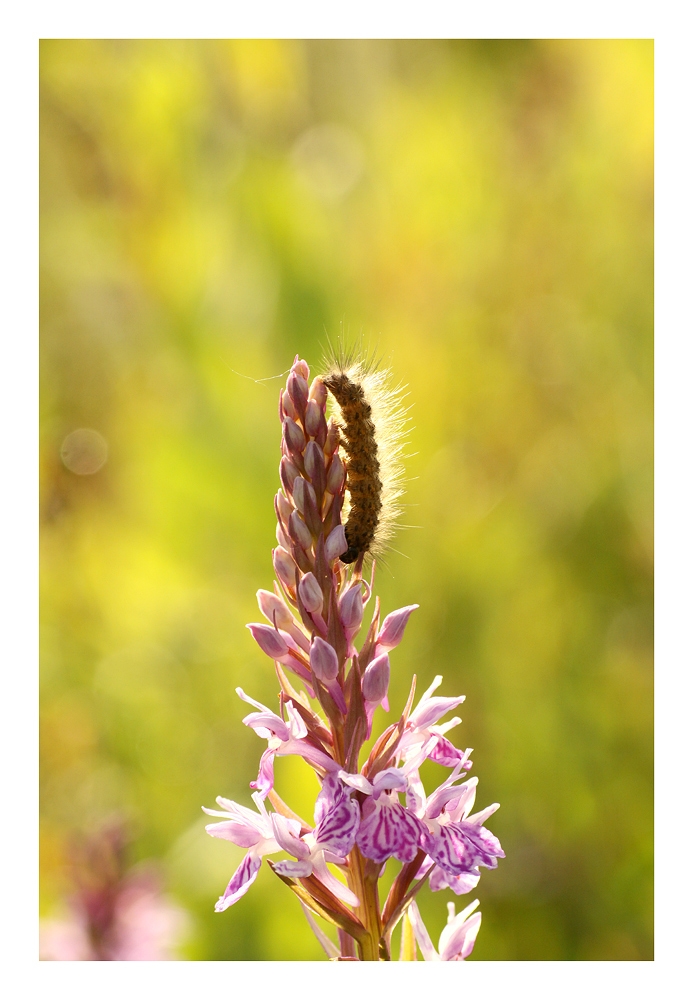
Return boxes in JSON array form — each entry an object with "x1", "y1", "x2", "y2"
[
  {"x1": 281, "y1": 390, "x2": 296, "y2": 420},
  {"x1": 292, "y1": 476, "x2": 312, "y2": 515},
  {"x1": 292, "y1": 357, "x2": 310, "y2": 381},
  {"x1": 310, "y1": 636, "x2": 339, "y2": 682},
  {"x1": 283, "y1": 417, "x2": 306, "y2": 455},
  {"x1": 339, "y1": 583, "x2": 364, "y2": 631},
  {"x1": 298, "y1": 572, "x2": 323, "y2": 614},
  {"x1": 309, "y1": 377, "x2": 327, "y2": 408},
  {"x1": 377, "y1": 605, "x2": 419, "y2": 652},
  {"x1": 362, "y1": 653, "x2": 390, "y2": 703},
  {"x1": 304, "y1": 399, "x2": 322, "y2": 438},
  {"x1": 325, "y1": 524, "x2": 348, "y2": 562},
  {"x1": 280, "y1": 457, "x2": 299, "y2": 496},
  {"x1": 288, "y1": 371, "x2": 309, "y2": 416},
  {"x1": 326, "y1": 454, "x2": 345, "y2": 493},
  {"x1": 276, "y1": 522, "x2": 290, "y2": 550},
  {"x1": 304, "y1": 440, "x2": 326, "y2": 495},
  {"x1": 257, "y1": 589, "x2": 294, "y2": 629},
  {"x1": 325, "y1": 419, "x2": 340, "y2": 455},
  {"x1": 292, "y1": 476, "x2": 321, "y2": 535},
  {"x1": 276, "y1": 491, "x2": 292, "y2": 528},
  {"x1": 273, "y1": 547, "x2": 297, "y2": 591},
  {"x1": 289, "y1": 510, "x2": 313, "y2": 550},
  {"x1": 247, "y1": 623, "x2": 290, "y2": 661}
]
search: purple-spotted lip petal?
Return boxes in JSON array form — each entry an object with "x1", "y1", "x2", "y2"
[
  {"x1": 424, "y1": 817, "x2": 504, "y2": 875},
  {"x1": 214, "y1": 853, "x2": 262, "y2": 912},
  {"x1": 314, "y1": 796, "x2": 360, "y2": 857},
  {"x1": 428, "y1": 735, "x2": 467, "y2": 768},
  {"x1": 273, "y1": 858, "x2": 313, "y2": 879},
  {"x1": 357, "y1": 800, "x2": 426, "y2": 864}
]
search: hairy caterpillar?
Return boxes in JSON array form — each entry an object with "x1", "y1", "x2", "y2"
[{"x1": 321, "y1": 346, "x2": 408, "y2": 564}]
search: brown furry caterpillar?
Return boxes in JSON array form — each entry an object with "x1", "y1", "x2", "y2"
[{"x1": 322, "y1": 347, "x2": 408, "y2": 564}]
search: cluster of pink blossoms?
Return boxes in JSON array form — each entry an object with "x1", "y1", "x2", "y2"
[
  {"x1": 40, "y1": 822, "x2": 188, "y2": 961},
  {"x1": 205, "y1": 356, "x2": 504, "y2": 961}
]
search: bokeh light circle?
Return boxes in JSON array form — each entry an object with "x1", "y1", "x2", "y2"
[{"x1": 60, "y1": 428, "x2": 109, "y2": 475}]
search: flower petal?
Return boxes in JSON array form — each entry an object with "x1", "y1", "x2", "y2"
[
  {"x1": 357, "y1": 800, "x2": 426, "y2": 864},
  {"x1": 438, "y1": 906, "x2": 482, "y2": 961},
  {"x1": 214, "y1": 853, "x2": 261, "y2": 912},
  {"x1": 272, "y1": 858, "x2": 313, "y2": 878},
  {"x1": 249, "y1": 748, "x2": 276, "y2": 799},
  {"x1": 314, "y1": 795, "x2": 360, "y2": 858},
  {"x1": 205, "y1": 821, "x2": 262, "y2": 848},
  {"x1": 271, "y1": 813, "x2": 309, "y2": 859},
  {"x1": 407, "y1": 901, "x2": 438, "y2": 961},
  {"x1": 409, "y1": 695, "x2": 466, "y2": 730},
  {"x1": 429, "y1": 865, "x2": 481, "y2": 895}
]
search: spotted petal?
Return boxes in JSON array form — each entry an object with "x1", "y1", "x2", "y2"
[
  {"x1": 214, "y1": 853, "x2": 262, "y2": 912},
  {"x1": 314, "y1": 795, "x2": 360, "y2": 858},
  {"x1": 357, "y1": 799, "x2": 426, "y2": 864}
]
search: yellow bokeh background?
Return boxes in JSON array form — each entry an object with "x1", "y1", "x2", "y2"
[{"x1": 40, "y1": 39, "x2": 653, "y2": 960}]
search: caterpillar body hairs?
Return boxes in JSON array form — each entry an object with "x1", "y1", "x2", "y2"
[{"x1": 321, "y1": 344, "x2": 409, "y2": 564}]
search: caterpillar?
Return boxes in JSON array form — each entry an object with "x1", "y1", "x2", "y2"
[{"x1": 321, "y1": 346, "x2": 408, "y2": 564}]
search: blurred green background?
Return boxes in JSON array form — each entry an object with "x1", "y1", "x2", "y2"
[{"x1": 39, "y1": 39, "x2": 653, "y2": 960}]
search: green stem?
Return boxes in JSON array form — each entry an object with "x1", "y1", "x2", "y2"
[{"x1": 347, "y1": 847, "x2": 383, "y2": 961}]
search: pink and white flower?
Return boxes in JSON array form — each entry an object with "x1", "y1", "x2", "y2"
[
  {"x1": 407, "y1": 899, "x2": 482, "y2": 961},
  {"x1": 203, "y1": 792, "x2": 281, "y2": 911},
  {"x1": 265, "y1": 772, "x2": 360, "y2": 906},
  {"x1": 237, "y1": 687, "x2": 339, "y2": 798}
]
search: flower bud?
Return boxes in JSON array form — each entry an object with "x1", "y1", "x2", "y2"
[
  {"x1": 325, "y1": 524, "x2": 348, "y2": 562},
  {"x1": 273, "y1": 547, "x2": 297, "y2": 591},
  {"x1": 339, "y1": 583, "x2": 364, "y2": 631},
  {"x1": 304, "y1": 440, "x2": 326, "y2": 495},
  {"x1": 280, "y1": 457, "x2": 299, "y2": 496},
  {"x1": 289, "y1": 510, "x2": 312, "y2": 550},
  {"x1": 293, "y1": 358, "x2": 310, "y2": 381},
  {"x1": 304, "y1": 399, "x2": 322, "y2": 437},
  {"x1": 292, "y1": 476, "x2": 313, "y2": 515},
  {"x1": 325, "y1": 419, "x2": 340, "y2": 455},
  {"x1": 308, "y1": 377, "x2": 327, "y2": 409},
  {"x1": 257, "y1": 589, "x2": 294, "y2": 629},
  {"x1": 310, "y1": 636, "x2": 339, "y2": 682},
  {"x1": 362, "y1": 653, "x2": 390, "y2": 703},
  {"x1": 276, "y1": 491, "x2": 292, "y2": 529},
  {"x1": 281, "y1": 390, "x2": 296, "y2": 419},
  {"x1": 247, "y1": 623, "x2": 290, "y2": 661},
  {"x1": 292, "y1": 476, "x2": 321, "y2": 535},
  {"x1": 326, "y1": 454, "x2": 345, "y2": 494},
  {"x1": 276, "y1": 521, "x2": 291, "y2": 550},
  {"x1": 288, "y1": 371, "x2": 309, "y2": 417},
  {"x1": 376, "y1": 605, "x2": 419, "y2": 652},
  {"x1": 283, "y1": 417, "x2": 306, "y2": 455},
  {"x1": 298, "y1": 572, "x2": 323, "y2": 614}
]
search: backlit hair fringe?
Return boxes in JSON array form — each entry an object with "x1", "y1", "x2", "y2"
[{"x1": 320, "y1": 340, "x2": 411, "y2": 564}]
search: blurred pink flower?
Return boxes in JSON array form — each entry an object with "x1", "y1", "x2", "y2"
[{"x1": 40, "y1": 822, "x2": 189, "y2": 961}]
